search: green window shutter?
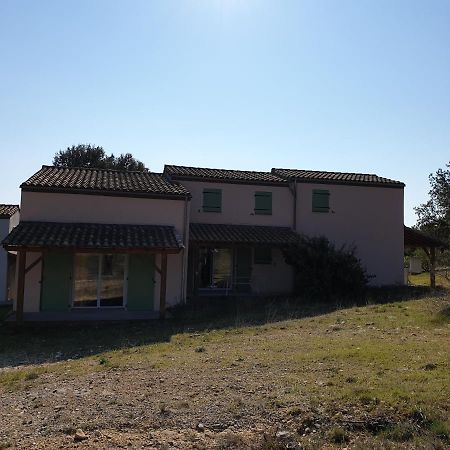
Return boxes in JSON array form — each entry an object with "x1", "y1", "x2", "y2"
[
  {"x1": 255, "y1": 191, "x2": 272, "y2": 215},
  {"x1": 41, "y1": 253, "x2": 72, "y2": 311},
  {"x1": 203, "y1": 189, "x2": 222, "y2": 212},
  {"x1": 254, "y1": 247, "x2": 272, "y2": 264},
  {"x1": 312, "y1": 189, "x2": 330, "y2": 213},
  {"x1": 127, "y1": 254, "x2": 155, "y2": 311}
]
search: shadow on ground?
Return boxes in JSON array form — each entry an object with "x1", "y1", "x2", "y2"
[{"x1": 0, "y1": 285, "x2": 446, "y2": 369}]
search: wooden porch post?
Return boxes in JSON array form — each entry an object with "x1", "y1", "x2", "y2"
[
  {"x1": 159, "y1": 251, "x2": 168, "y2": 319},
  {"x1": 16, "y1": 250, "x2": 27, "y2": 323},
  {"x1": 430, "y1": 247, "x2": 436, "y2": 288}
]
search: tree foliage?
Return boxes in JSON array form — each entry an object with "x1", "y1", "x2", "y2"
[
  {"x1": 414, "y1": 161, "x2": 450, "y2": 266},
  {"x1": 53, "y1": 144, "x2": 148, "y2": 172},
  {"x1": 283, "y1": 235, "x2": 369, "y2": 300}
]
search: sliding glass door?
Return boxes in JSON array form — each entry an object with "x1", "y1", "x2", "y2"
[
  {"x1": 100, "y1": 255, "x2": 125, "y2": 307},
  {"x1": 198, "y1": 248, "x2": 233, "y2": 290},
  {"x1": 73, "y1": 254, "x2": 126, "y2": 308},
  {"x1": 73, "y1": 254, "x2": 98, "y2": 307}
]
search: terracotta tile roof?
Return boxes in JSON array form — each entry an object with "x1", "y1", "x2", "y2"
[
  {"x1": 165, "y1": 165, "x2": 287, "y2": 185},
  {"x1": 404, "y1": 226, "x2": 448, "y2": 248},
  {"x1": 272, "y1": 168, "x2": 404, "y2": 187},
  {"x1": 21, "y1": 166, "x2": 190, "y2": 199},
  {"x1": 0, "y1": 204, "x2": 19, "y2": 219},
  {"x1": 189, "y1": 223, "x2": 300, "y2": 246},
  {"x1": 2, "y1": 222, "x2": 182, "y2": 251}
]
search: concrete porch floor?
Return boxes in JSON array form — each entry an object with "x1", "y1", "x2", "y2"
[{"x1": 6, "y1": 309, "x2": 160, "y2": 322}]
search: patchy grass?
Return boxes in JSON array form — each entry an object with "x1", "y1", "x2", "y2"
[
  {"x1": 0, "y1": 367, "x2": 46, "y2": 390},
  {"x1": 0, "y1": 291, "x2": 449, "y2": 448},
  {"x1": 409, "y1": 271, "x2": 450, "y2": 288}
]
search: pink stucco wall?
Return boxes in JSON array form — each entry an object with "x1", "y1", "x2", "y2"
[
  {"x1": 251, "y1": 248, "x2": 294, "y2": 294},
  {"x1": 295, "y1": 183, "x2": 404, "y2": 285},
  {"x1": 180, "y1": 180, "x2": 293, "y2": 227},
  {"x1": 19, "y1": 191, "x2": 189, "y2": 312},
  {"x1": 21, "y1": 191, "x2": 186, "y2": 232}
]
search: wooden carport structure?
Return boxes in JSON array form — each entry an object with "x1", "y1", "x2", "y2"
[{"x1": 404, "y1": 225, "x2": 448, "y2": 288}]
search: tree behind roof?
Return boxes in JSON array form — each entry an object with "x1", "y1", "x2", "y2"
[{"x1": 53, "y1": 144, "x2": 148, "y2": 172}]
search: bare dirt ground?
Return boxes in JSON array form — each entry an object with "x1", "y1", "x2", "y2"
[{"x1": 1, "y1": 292, "x2": 449, "y2": 449}]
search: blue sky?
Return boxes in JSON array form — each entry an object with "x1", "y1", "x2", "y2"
[{"x1": 1, "y1": 0, "x2": 449, "y2": 225}]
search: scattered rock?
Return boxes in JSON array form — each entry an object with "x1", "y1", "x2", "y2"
[
  {"x1": 74, "y1": 429, "x2": 88, "y2": 441},
  {"x1": 423, "y1": 363, "x2": 437, "y2": 371},
  {"x1": 276, "y1": 430, "x2": 290, "y2": 439},
  {"x1": 196, "y1": 422, "x2": 205, "y2": 432}
]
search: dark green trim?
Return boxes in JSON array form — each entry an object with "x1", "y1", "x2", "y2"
[
  {"x1": 254, "y1": 191, "x2": 272, "y2": 215},
  {"x1": 41, "y1": 253, "x2": 72, "y2": 311},
  {"x1": 202, "y1": 188, "x2": 222, "y2": 213},
  {"x1": 127, "y1": 254, "x2": 155, "y2": 311},
  {"x1": 312, "y1": 189, "x2": 330, "y2": 213}
]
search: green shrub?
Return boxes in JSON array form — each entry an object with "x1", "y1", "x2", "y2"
[
  {"x1": 195, "y1": 346, "x2": 206, "y2": 353},
  {"x1": 430, "y1": 420, "x2": 450, "y2": 441},
  {"x1": 381, "y1": 423, "x2": 415, "y2": 442},
  {"x1": 283, "y1": 235, "x2": 369, "y2": 300},
  {"x1": 24, "y1": 371, "x2": 39, "y2": 381},
  {"x1": 329, "y1": 426, "x2": 347, "y2": 444}
]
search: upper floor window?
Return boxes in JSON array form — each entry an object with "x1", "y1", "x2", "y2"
[
  {"x1": 203, "y1": 188, "x2": 222, "y2": 213},
  {"x1": 312, "y1": 189, "x2": 330, "y2": 213},
  {"x1": 254, "y1": 191, "x2": 272, "y2": 215}
]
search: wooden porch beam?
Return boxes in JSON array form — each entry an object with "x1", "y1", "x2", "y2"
[
  {"x1": 159, "y1": 252, "x2": 168, "y2": 319},
  {"x1": 16, "y1": 250, "x2": 27, "y2": 324},
  {"x1": 25, "y1": 256, "x2": 42, "y2": 274},
  {"x1": 153, "y1": 262, "x2": 162, "y2": 275}
]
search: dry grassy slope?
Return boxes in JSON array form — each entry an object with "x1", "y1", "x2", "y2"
[{"x1": 0, "y1": 295, "x2": 449, "y2": 449}]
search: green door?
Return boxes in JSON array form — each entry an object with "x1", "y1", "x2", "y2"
[
  {"x1": 127, "y1": 254, "x2": 155, "y2": 311},
  {"x1": 235, "y1": 247, "x2": 252, "y2": 293},
  {"x1": 41, "y1": 253, "x2": 73, "y2": 311}
]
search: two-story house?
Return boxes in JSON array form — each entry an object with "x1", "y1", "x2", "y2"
[
  {"x1": 2, "y1": 163, "x2": 405, "y2": 321},
  {"x1": 2, "y1": 166, "x2": 190, "y2": 320},
  {"x1": 164, "y1": 165, "x2": 405, "y2": 296}
]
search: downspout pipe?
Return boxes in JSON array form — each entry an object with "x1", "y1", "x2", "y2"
[
  {"x1": 180, "y1": 193, "x2": 190, "y2": 304},
  {"x1": 288, "y1": 178, "x2": 297, "y2": 231}
]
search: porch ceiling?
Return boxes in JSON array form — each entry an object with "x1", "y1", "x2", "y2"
[
  {"x1": 189, "y1": 222, "x2": 300, "y2": 246},
  {"x1": 2, "y1": 221, "x2": 183, "y2": 253},
  {"x1": 404, "y1": 226, "x2": 448, "y2": 249}
]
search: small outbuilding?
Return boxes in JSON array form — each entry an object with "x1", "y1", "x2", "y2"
[{"x1": 0, "y1": 205, "x2": 20, "y2": 303}]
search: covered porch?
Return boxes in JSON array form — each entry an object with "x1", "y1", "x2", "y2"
[
  {"x1": 2, "y1": 221, "x2": 183, "y2": 322},
  {"x1": 404, "y1": 225, "x2": 448, "y2": 288},
  {"x1": 187, "y1": 223, "x2": 300, "y2": 297}
]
